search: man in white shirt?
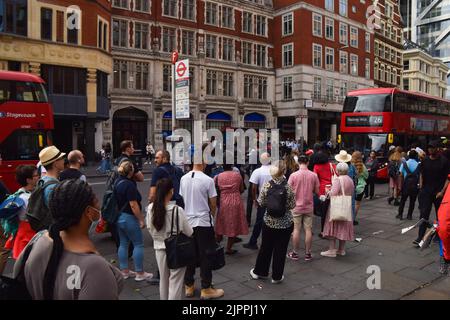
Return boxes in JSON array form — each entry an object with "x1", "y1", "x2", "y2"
[
  {"x1": 243, "y1": 152, "x2": 272, "y2": 250},
  {"x1": 180, "y1": 143, "x2": 224, "y2": 300}
]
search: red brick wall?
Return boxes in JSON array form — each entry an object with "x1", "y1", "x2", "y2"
[
  {"x1": 112, "y1": 1, "x2": 273, "y2": 62},
  {"x1": 273, "y1": 1, "x2": 373, "y2": 79},
  {"x1": 38, "y1": 0, "x2": 111, "y2": 48}
]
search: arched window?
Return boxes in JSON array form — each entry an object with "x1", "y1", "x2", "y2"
[
  {"x1": 244, "y1": 113, "x2": 266, "y2": 129},
  {"x1": 206, "y1": 111, "x2": 232, "y2": 130}
]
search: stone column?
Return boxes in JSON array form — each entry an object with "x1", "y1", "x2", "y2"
[
  {"x1": 28, "y1": 62, "x2": 41, "y2": 76},
  {"x1": 86, "y1": 68, "x2": 97, "y2": 163},
  {"x1": 0, "y1": 61, "x2": 8, "y2": 70},
  {"x1": 86, "y1": 68, "x2": 97, "y2": 113}
]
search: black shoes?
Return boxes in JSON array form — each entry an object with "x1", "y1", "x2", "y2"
[
  {"x1": 395, "y1": 214, "x2": 403, "y2": 220},
  {"x1": 393, "y1": 199, "x2": 400, "y2": 206},
  {"x1": 412, "y1": 239, "x2": 420, "y2": 248},
  {"x1": 388, "y1": 197, "x2": 394, "y2": 205},
  {"x1": 406, "y1": 215, "x2": 413, "y2": 220},
  {"x1": 353, "y1": 220, "x2": 359, "y2": 226}
]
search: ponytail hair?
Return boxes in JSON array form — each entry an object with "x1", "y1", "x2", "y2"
[
  {"x1": 152, "y1": 178, "x2": 174, "y2": 231},
  {"x1": 118, "y1": 161, "x2": 134, "y2": 177},
  {"x1": 43, "y1": 179, "x2": 95, "y2": 300}
]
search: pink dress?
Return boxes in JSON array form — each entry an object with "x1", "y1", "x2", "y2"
[
  {"x1": 323, "y1": 175, "x2": 355, "y2": 241},
  {"x1": 214, "y1": 171, "x2": 249, "y2": 237}
]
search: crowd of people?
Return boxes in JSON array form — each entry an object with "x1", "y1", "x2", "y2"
[{"x1": 0, "y1": 137, "x2": 449, "y2": 300}]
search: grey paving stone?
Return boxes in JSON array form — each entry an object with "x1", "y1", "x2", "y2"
[
  {"x1": 396, "y1": 267, "x2": 442, "y2": 284},
  {"x1": 212, "y1": 281, "x2": 256, "y2": 300},
  {"x1": 422, "y1": 276, "x2": 450, "y2": 294},
  {"x1": 119, "y1": 285, "x2": 147, "y2": 300},
  {"x1": 401, "y1": 288, "x2": 450, "y2": 300},
  {"x1": 86, "y1": 184, "x2": 449, "y2": 300},
  {"x1": 310, "y1": 256, "x2": 360, "y2": 275},
  {"x1": 287, "y1": 284, "x2": 331, "y2": 300},
  {"x1": 378, "y1": 272, "x2": 422, "y2": 295},
  {"x1": 133, "y1": 284, "x2": 160, "y2": 298},
  {"x1": 348, "y1": 289, "x2": 400, "y2": 300}
]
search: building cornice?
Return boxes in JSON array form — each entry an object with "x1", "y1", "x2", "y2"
[{"x1": 0, "y1": 34, "x2": 112, "y2": 73}]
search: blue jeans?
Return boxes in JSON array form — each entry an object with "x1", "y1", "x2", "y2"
[
  {"x1": 97, "y1": 159, "x2": 111, "y2": 173},
  {"x1": 117, "y1": 213, "x2": 144, "y2": 272},
  {"x1": 249, "y1": 206, "x2": 266, "y2": 246}
]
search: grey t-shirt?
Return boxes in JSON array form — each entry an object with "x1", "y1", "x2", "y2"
[{"x1": 15, "y1": 232, "x2": 123, "y2": 300}]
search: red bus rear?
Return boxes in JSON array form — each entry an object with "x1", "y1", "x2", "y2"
[
  {"x1": 340, "y1": 88, "x2": 450, "y2": 179},
  {"x1": 0, "y1": 71, "x2": 54, "y2": 191}
]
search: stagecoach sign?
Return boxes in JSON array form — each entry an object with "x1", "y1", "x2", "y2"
[{"x1": 175, "y1": 59, "x2": 190, "y2": 119}]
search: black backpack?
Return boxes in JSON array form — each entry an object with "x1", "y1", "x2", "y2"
[
  {"x1": 402, "y1": 161, "x2": 419, "y2": 193},
  {"x1": 388, "y1": 161, "x2": 400, "y2": 179},
  {"x1": 101, "y1": 179, "x2": 127, "y2": 224},
  {"x1": 26, "y1": 179, "x2": 59, "y2": 232},
  {"x1": 266, "y1": 180, "x2": 287, "y2": 218},
  {"x1": 160, "y1": 165, "x2": 185, "y2": 208},
  {"x1": 105, "y1": 156, "x2": 127, "y2": 192}
]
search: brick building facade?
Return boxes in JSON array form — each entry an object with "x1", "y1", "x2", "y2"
[
  {"x1": 109, "y1": 0, "x2": 275, "y2": 153},
  {"x1": 273, "y1": 0, "x2": 374, "y2": 144}
]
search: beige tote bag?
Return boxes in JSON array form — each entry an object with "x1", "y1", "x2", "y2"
[{"x1": 329, "y1": 177, "x2": 353, "y2": 222}]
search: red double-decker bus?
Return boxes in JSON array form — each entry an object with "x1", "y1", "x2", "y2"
[
  {"x1": 0, "y1": 71, "x2": 54, "y2": 191},
  {"x1": 340, "y1": 88, "x2": 450, "y2": 179}
]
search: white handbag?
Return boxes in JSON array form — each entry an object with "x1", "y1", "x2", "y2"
[{"x1": 329, "y1": 177, "x2": 353, "y2": 222}]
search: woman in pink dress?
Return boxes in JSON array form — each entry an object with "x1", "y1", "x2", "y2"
[
  {"x1": 321, "y1": 162, "x2": 355, "y2": 258},
  {"x1": 214, "y1": 163, "x2": 249, "y2": 255}
]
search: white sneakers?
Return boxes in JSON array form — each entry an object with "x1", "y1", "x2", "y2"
[
  {"x1": 121, "y1": 270, "x2": 137, "y2": 280},
  {"x1": 320, "y1": 249, "x2": 346, "y2": 257},
  {"x1": 271, "y1": 276, "x2": 285, "y2": 284},
  {"x1": 135, "y1": 272, "x2": 153, "y2": 282},
  {"x1": 249, "y1": 268, "x2": 268, "y2": 280},
  {"x1": 250, "y1": 268, "x2": 283, "y2": 283},
  {"x1": 121, "y1": 270, "x2": 153, "y2": 282},
  {"x1": 320, "y1": 249, "x2": 337, "y2": 258}
]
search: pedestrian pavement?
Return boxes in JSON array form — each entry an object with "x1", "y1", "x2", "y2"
[{"x1": 91, "y1": 186, "x2": 450, "y2": 300}]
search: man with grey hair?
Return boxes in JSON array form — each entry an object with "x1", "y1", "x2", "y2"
[
  {"x1": 59, "y1": 150, "x2": 86, "y2": 182},
  {"x1": 243, "y1": 152, "x2": 272, "y2": 250}
]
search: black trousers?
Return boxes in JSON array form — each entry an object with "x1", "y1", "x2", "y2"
[
  {"x1": 254, "y1": 223, "x2": 293, "y2": 281},
  {"x1": 417, "y1": 189, "x2": 443, "y2": 241},
  {"x1": 364, "y1": 176, "x2": 376, "y2": 198},
  {"x1": 398, "y1": 188, "x2": 419, "y2": 218},
  {"x1": 185, "y1": 226, "x2": 216, "y2": 289}
]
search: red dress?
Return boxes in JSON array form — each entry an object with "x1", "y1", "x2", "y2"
[{"x1": 214, "y1": 171, "x2": 249, "y2": 237}]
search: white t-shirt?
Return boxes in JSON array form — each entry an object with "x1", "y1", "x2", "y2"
[
  {"x1": 249, "y1": 165, "x2": 272, "y2": 196},
  {"x1": 17, "y1": 188, "x2": 31, "y2": 221},
  {"x1": 180, "y1": 170, "x2": 217, "y2": 228}
]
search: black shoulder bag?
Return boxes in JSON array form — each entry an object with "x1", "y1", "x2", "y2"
[
  {"x1": 205, "y1": 213, "x2": 225, "y2": 271},
  {"x1": 164, "y1": 206, "x2": 196, "y2": 269}
]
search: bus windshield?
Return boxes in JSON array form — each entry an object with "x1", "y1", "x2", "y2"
[
  {"x1": 0, "y1": 130, "x2": 50, "y2": 161},
  {"x1": 341, "y1": 133, "x2": 388, "y2": 156},
  {"x1": 343, "y1": 94, "x2": 392, "y2": 113},
  {"x1": 0, "y1": 80, "x2": 48, "y2": 103}
]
